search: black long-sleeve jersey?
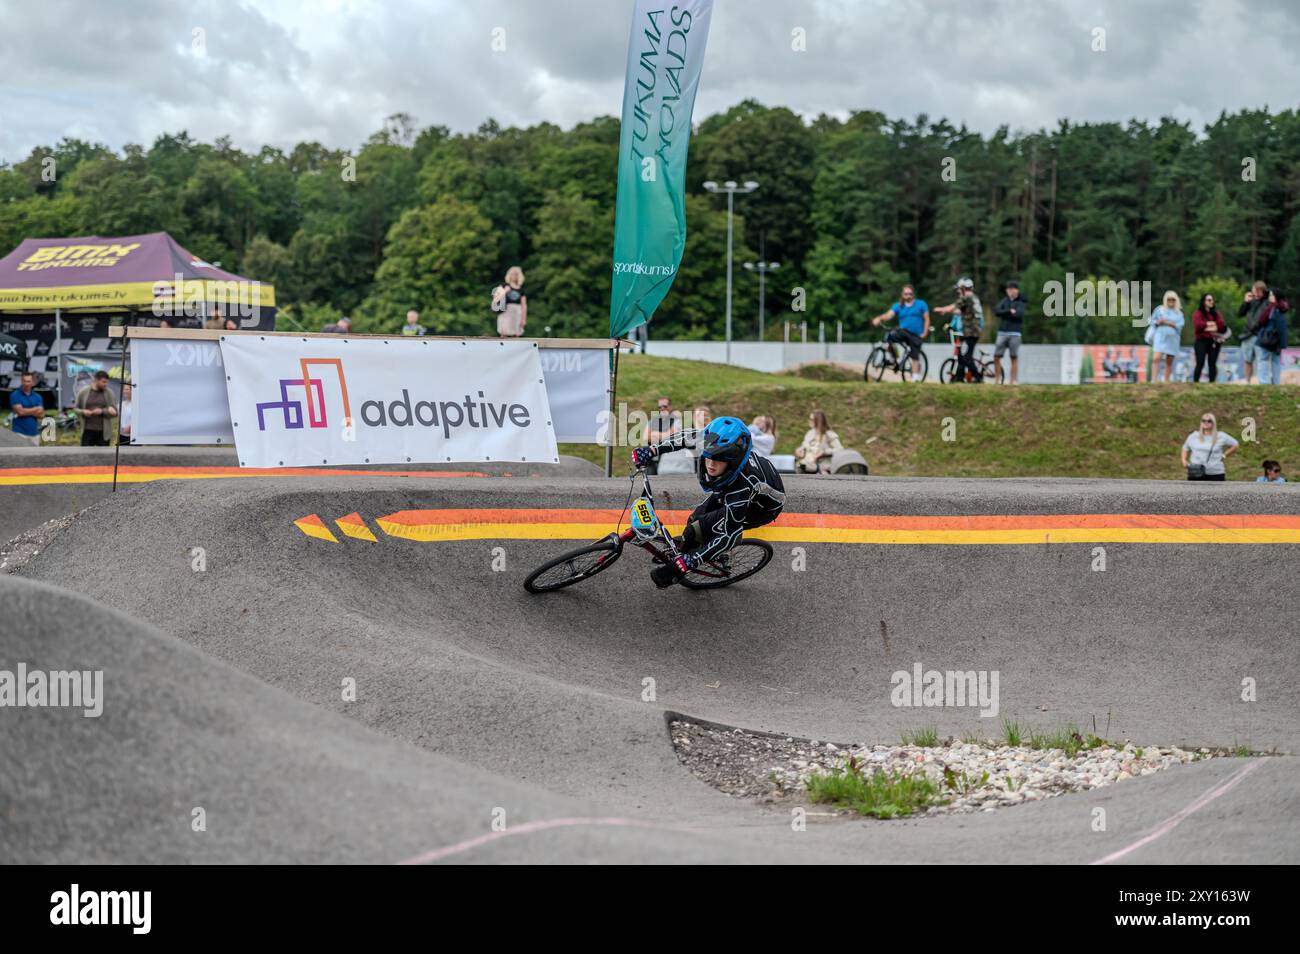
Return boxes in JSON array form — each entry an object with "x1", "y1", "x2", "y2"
[{"x1": 651, "y1": 430, "x2": 786, "y2": 561}]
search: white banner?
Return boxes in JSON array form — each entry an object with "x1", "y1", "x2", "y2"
[
  {"x1": 538, "y1": 346, "x2": 609, "y2": 443},
  {"x1": 132, "y1": 338, "x2": 235, "y2": 444},
  {"x1": 219, "y1": 336, "x2": 557, "y2": 468}
]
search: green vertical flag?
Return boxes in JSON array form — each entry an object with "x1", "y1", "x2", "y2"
[{"x1": 609, "y1": 1, "x2": 714, "y2": 338}]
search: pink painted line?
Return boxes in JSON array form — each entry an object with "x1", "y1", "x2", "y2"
[
  {"x1": 397, "y1": 816, "x2": 690, "y2": 865},
  {"x1": 1090, "y1": 758, "x2": 1269, "y2": 865}
]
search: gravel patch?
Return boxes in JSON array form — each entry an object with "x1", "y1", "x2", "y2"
[
  {"x1": 670, "y1": 719, "x2": 1226, "y2": 816},
  {"x1": 0, "y1": 512, "x2": 80, "y2": 575}
]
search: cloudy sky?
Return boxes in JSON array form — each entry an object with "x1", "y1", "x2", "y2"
[{"x1": 2, "y1": 0, "x2": 1298, "y2": 163}]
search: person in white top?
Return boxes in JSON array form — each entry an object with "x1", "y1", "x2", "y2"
[
  {"x1": 749, "y1": 415, "x2": 776, "y2": 456},
  {"x1": 117, "y1": 382, "x2": 133, "y2": 445},
  {"x1": 795, "y1": 409, "x2": 843, "y2": 474},
  {"x1": 1181, "y1": 412, "x2": 1237, "y2": 481}
]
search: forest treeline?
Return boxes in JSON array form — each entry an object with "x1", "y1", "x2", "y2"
[{"x1": 3, "y1": 100, "x2": 1299, "y2": 342}]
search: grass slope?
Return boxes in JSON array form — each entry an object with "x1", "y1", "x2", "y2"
[{"x1": 562, "y1": 354, "x2": 1300, "y2": 480}]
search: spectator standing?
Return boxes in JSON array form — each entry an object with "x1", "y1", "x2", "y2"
[
  {"x1": 492, "y1": 267, "x2": 527, "y2": 337},
  {"x1": 992, "y1": 280, "x2": 1026, "y2": 384},
  {"x1": 1253, "y1": 288, "x2": 1289, "y2": 386},
  {"x1": 1237, "y1": 280, "x2": 1269, "y2": 382},
  {"x1": 1256, "y1": 460, "x2": 1286, "y2": 483},
  {"x1": 934, "y1": 277, "x2": 984, "y2": 382},
  {"x1": 1181, "y1": 412, "x2": 1238, "y2": 481},
  {"x1": 1147, "y1": 291, "x2": 1185, "y2": 382},
  {"x1": 402, "y1": 309, "x2": 427, "y2": 336},
  {"x1": 749, "y1": 415, "x2": 776, "y2": 456},
  {"x1": 8, "y1": 371, "x2": 45, "y2": 446},
  {"x1": 74, "y1": 370, "x2": 118, "y2": 447},
  {"x1": 794, "y1": 410, "x2": 843, "y2": 474},
  {"x1": 1191, "y1": 292, "x2": 1227, "y2": 382},
  {"x1": 118, "y1": 383, "x2": 133, "y2": 445}
]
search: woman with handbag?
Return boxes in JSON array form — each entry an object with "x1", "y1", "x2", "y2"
[
  {"x1": 1191, "y1": 293, "x2": 1229, "y2": 382},
  {"x1": 1181, "y1": 412, "x2": 1238, "y2": 481},
  {"x1": 1253, "y1": 288, "x2": 1289, "y2": 386},
  {"x1": 1147, "y1": 290, "x2": 1185, "y2": 382}
]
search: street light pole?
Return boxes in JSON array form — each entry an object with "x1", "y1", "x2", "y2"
[
  {"x1": 702, "y1": 179, "x2": 758, "y2": 363},
  {"x1": 743, "y1": 260, "x2": 780, "y2": 341}
]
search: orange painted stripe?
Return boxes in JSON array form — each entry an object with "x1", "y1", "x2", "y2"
[
  {"x1": 0, "y1": 466, "x2": 487, "y2": 482},
  {"x1": 371, "y1": 509, "x2": 1300, "y2": 531},
  {"x1": 335, "y1": 512, "x2": 378, "y2": 542},
  {"x1": 294, "y1": 514, "x2": 338, "y2": 543}
]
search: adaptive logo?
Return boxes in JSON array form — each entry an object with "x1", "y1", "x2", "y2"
[
  {"x1": 256, "y1": 358, "x2": 351, "y2": 431},
  {"x1": 251, "y1": 354, "x2": 536, "y2": 440}
]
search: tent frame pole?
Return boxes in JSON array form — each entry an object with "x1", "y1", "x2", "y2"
[
  {"x1": 604, "y1": 341, "x2": 621, "y2": 478},
  {"x1": 54, "y1": 307, "x2": 64, "y2": 409},
  {"x1": 111, "y1": 326, "x2": 130, "y2": 493}
]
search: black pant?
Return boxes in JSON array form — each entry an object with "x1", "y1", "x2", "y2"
[
  {"x1": 956, "y1": 336, "x2": 982, "y2": 381},
  {"x1": 886, "y1": 328, "x2": 923, "y2": 362},
  {"x1": 1193, "y1": 339, "x2": 1220, "y2": 382},
  {"x1": 80, "y1": 430, "x2": 110, "y2": 447},
  {"x1": 1188, "y1": 472, "x2": 1225, "y2": 481}
]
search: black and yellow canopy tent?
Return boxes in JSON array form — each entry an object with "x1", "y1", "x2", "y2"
[{"x1": 0, "y1": 231, "x2": 275, "y2": 407}]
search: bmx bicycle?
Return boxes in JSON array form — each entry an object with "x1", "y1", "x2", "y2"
[
  {"x1": 938, "y1": 325, "x2": 1004, "y2": 384},
  {"x1": 865, "y1": 332, "x2": 928, "y2": 382},
  {"x1": 523, "y1": 467, "x2": 774, "y2": 593}
]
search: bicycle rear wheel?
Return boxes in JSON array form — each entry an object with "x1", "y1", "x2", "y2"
[
  {"x1": 680, "y1": 540, "x2": 773, "y2": 589},
  {"x1": 524, "y1": 539, "x2": 622, "y2": 593},
  {"x1": 939, "y1": 357, "x2": 957, "y2": 383},
  {"x1": 981, "y1": 361, "x2": 1004, "y2": 384},
  {"x1": 865, "y1": 346, "x2": 888, "y2": 382}
]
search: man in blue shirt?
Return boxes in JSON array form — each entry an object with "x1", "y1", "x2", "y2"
[
  {"x1": 871, "y1": 284, "x2": 930, "y2": 380},
  {"x1": 9, "y1": 372, "x2": 45, "y2": 446}
]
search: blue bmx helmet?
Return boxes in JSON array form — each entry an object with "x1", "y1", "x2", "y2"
[{"x1": 697, "y1": 416, "x2": 752, "y2": 490}]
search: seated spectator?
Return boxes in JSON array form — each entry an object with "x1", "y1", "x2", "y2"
[
  {"x1": 204, "y1": 314, "x2": 226, "y2": 330},
  {"x1": 1256, "y1": 460, "x2": 1286, "y2": 483},
  {"x1": 794, "y1": 410, "x2": 843, "y2": 474},
  {"x1": 224, "y1": 318, "x2": 240, "y2": 331},
  {"x1": 749, "y1": 415, "x2": 776, "y2": 455},
  {"x1": 644, "y1": 397, "x2": 681, "y2": 475},
  {"x1": 321, "y1": 316, "x2": 352, "y2": 335},
  {"x1": 9, "y1": 371, "x2": 45, "y2": 446},
  {"x1": 690, "y1": 406, "x2": 713, "y2": 472},
  {"x1": 74, "y1": 370, "x2": 119, "y2": 448},
  {"x1": 403, "y1": 309, "x2": 427, "y2": 336}
]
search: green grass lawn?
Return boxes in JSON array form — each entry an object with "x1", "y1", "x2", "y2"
[{"x1": 561, "y1": 354, "x2": 1300, "y2": 480}]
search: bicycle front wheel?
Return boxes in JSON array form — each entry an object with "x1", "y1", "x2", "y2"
[
  {"x1": 902, "y1": 350, "x2": 928, "y2": 382},
  {"x1": 939, "y1": 357, "x2": 957, "y2": 383},
  {"x1": 680, "y1": 540, "x2": 774, "y2": 589},
  {"x1": 524, "y1": 539, "x2": 622, "y2": 593},
  {"x1": 982, "y1": 361, "x2": 1004, "y2": 384}
]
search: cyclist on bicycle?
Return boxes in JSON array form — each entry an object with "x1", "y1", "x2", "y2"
[
  {"x1": 934, "y1": 277, "x2": 984, "y2": 382},
  {"x1": 631, "y1": 416, "x2": 786, "y2": 588},
  {"x1": 871, "y1": 283, "x2": 930, "y2": 380}
]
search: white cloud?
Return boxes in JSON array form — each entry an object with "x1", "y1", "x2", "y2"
[{"x1": 1, "y1": 0, "x2": 1297, "y2": 163}]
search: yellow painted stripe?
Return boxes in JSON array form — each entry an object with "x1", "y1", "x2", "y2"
[
  {"x1": 372, "y1": 520, "x2": 1300, "y2": 545},
  {"x1": 336, "y1": 513, "x2": 378, "y2": 542},
  {"x1": 294, "y1": 515, "x2": 338, "y2": 543}
]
